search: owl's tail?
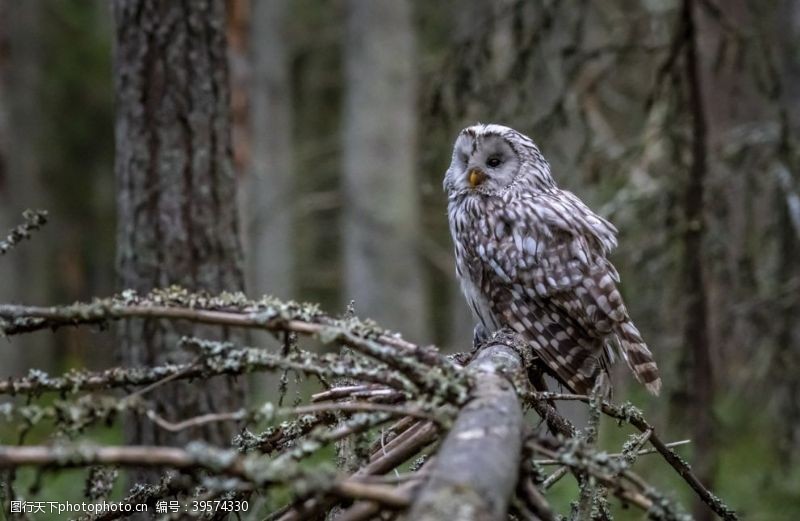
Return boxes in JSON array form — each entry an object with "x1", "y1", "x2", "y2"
[{"x1": 615, "y1": 320, "x2": 661, "y2": 395}]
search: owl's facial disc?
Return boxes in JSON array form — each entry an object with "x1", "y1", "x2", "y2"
[
  {"x1": 444, "y1": 126, "x2": 522, "y2": 194},
  {"x1": 465, "y1": 134, "x2": 519, "y2": 192}
]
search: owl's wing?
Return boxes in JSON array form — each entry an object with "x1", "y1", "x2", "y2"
[
  {"x1": 471, "y1": 190, "x2": 660, "y2": 394},
  {"x1": 487, "y1": 190, "x2": 620, "y2": 305},
  {"x1": 523, "y1": 192, "x2": 661, "y2": 394}
]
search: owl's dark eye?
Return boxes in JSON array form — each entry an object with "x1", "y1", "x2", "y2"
[{"x1": 487, "y1": 156, "x2": 502, "y2": 168}]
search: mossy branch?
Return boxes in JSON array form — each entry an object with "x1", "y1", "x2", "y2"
[
  {"x1": 409, "y1": 340, "x2": 525, "y2": 521},
  {"x1": 0, "y1": 289, "x2": 737, "y2": 520}
]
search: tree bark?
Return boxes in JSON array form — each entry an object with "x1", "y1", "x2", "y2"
[
  {"x1": 408, "y1": 342, "x2": 524, "y2": 521},
  {"x1": 678, "y1": 2, "x2": 716, "y2": 520},
  {"x1": 342, "y1": 0, "x2": 427, "y2": 341},
  {"x1": 112, "y1": 0, "x2": 245, "y2": 451}
]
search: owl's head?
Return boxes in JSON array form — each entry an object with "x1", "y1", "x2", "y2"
[{"x1": 443, "y1": 124, "x2": 555, "y2": 196}]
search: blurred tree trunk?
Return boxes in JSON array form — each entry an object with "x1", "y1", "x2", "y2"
[
  {"x1": 677, "y1": 2, "x2": 715, "y2": 519},
  {"x1": 774, "y1": 0, "x2": 800, "y2": 468},
  {"x1": 245, "y1": 0, "x2": 294, "y2": 299},
  {"x1": 112, "y1": 0, "x2": 246, "y2": 454},
  {"x1": 0, "y1": 0, "x2": 50, "y2": 376},
  {"x1": 775, "y1": 171, "x2": 800, "y2": 468},
  {"x1": 0, "y1": 0, "x2": 21, "y2": 376},
  {"x1": 342, "y1": 0, "x2": 427, "y2": 340},
  {"x1": 696, "y1": 0, "x2": 762, "y2": 382}
]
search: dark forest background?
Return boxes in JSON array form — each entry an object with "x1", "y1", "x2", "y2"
[{"x1": 0, "y1": 1, "x2": 799, "y2": 519}]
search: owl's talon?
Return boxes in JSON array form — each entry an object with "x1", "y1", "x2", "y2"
[{"x1": 472, "y1": 323, "x2": 489, "y2": 348}]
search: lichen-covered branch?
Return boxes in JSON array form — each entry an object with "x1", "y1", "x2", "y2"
[
  {"x1": 0, "y1": 289, "x2": 738, "y2": 520},
  {"x1": 0, "y1": 209, "x2": 48, "y2": 256},
  {"x1": 409, "y1": 339, "x2": 525, "y2": 521},
  {"x1": 529, "y1": 391, "x2": 737, "y2": 520},
  {"x1": 0, "y1": 288, "x2": 465, "y2": 399},
  {"x1": 0, "y1": 443, "x2": 411, "y2": 510},
  {"x1": 0, "y1": 339, "x2": 417, "y2": 397}
]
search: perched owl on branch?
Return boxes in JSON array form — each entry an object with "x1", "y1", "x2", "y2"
[{"x1": 445, "y1": 124, "x2": 661, "y2": 395}]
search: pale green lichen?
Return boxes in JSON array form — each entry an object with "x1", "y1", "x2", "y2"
[{"x1": 0, "y1": 287, "x2": 737, "y2": 520}]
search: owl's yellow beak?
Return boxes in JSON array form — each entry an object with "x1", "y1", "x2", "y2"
[{"x1": 468, "y1": 168, "x2": 487, "y2": 188}]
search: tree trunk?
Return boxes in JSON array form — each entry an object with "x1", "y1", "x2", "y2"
[
  {"x1": 112, "y1": 0, "x2": 246, "y2": 452},
  {"x1": 678, "y1": 2, "x2": 716, "y2": 519},
  {"x1": 342, "y1": 0, "x2": 427, "y2": 341},
  {"x1": 0, "y1": 0, "x2": 50, "y2": 376},
  {"x1": 245, "y1": 0, "x2": 294, "y2": 299},
  {"x1": 773, "y1": 0, "x2": 800, "y2": 468}
]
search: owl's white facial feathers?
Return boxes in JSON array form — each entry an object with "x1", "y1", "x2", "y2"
[{"x1": 443, "y1": 124, "x2": 555, "y2": 196}]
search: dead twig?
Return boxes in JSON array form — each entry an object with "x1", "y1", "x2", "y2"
[
  {"x1": 544, "y1": 393, "x2": 737, "y2": 521},
  {"x1": 289, "y1": 402, "x2": 443, "y2": 424},
  {"x1": 532, "y1": 439, "x2": 691, "y2": 465},
  {"x1": 0, "y1": 210, "x2": 48, "y2": 256}
]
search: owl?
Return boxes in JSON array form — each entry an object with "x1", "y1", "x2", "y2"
[{"x1": 445, "y1": 124, "x2": 661, "y2": 395}]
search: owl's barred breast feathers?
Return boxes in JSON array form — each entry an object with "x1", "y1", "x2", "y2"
[{"x1": 445, "y1": 124, "x2": 661, "y2": 396}]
